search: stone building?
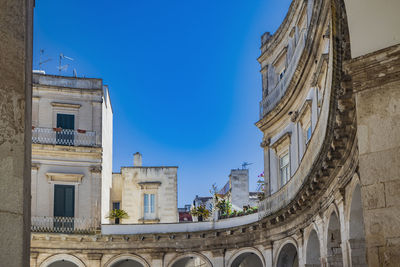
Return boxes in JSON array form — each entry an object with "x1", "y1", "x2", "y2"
[
  {"x1": 1, "y1": 0, "x2": 399, "y2": 266},
  {"x1": 217, "y1": 169, "x2": 258, "y2": 210},
  {"x1": 110, "y1": 152, "x2": 179, "y2": 224},
  {"x1": 30, "y1": 73, "x2": 113, "y2": 231}
]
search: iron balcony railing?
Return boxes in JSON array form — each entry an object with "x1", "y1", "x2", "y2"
[
  {"x1": 31, "y1": 216, "x2": 97, "y2": 234},
  {"x1": 260, "y1": 29, "x2": 307, "y2": 118},
  {"x1": 32, "y1": 127, "x2": 100, "y2": 147}
]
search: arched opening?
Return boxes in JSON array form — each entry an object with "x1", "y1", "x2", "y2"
[
  {"x1": 171, "y1": 256, "x2": 209, "y2": 267},
  {"x1": 231, "y1": 252, "x2": 263, "y2": 267},
  {"x1": 48, "y1": 261, "x2": 78, "y2": 267},
  {"x1": 277, "y1": 243, "x2": 299, "y2": 267},
  {"x1": 348, "y1": 184, "x2": 367, "y2": 266},
  {"x1": 305, "y1": 230, "x2": 321, "y2": 267},
  {"x1": 327, "y1": 212, "x2": 343, "y2": 266},
  {"x1": 111, "y1": 259, "x2": 145, "y2": 267}
]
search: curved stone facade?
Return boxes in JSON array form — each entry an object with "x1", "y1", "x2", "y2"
[{"x1": 30, "y1": 0, "x2": 400, "y2": 266}]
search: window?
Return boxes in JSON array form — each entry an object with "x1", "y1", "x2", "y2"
[
  {"x1": 56, "y1": 113, "x2": 75, "y2": 145},
  {"x1": 306, "y1": 124, "x2": 312, "y2": 144},
  {"x1": 54, "y1": 185, "x2": 75, "y2": 231},
  {"x1": 279, "y1": 68, "x2": 286, "y2": 80},
  {"x1": 279, "y1": 153, "x2": 290, "y2": 186},
  {"x1": 112, "y1": 202, "x2": 120, "y2": 210},
  {"x1": 144, "y1": 194, "x2": 155, "y2": 219},
  {"x1": 299, "y1": 100, "x2": 312, "y2": 148}
]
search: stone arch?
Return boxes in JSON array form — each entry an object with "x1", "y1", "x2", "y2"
[
  {"x1": 227, "y1": 247, "x2": 265, "y2": 267},
  {"x1": 275, "y1": 240, "x2": 299, "y2": 267},
  {"x1": 326, "y1": 208, "x2": 343, "y2": 266},
  {"x1": 167, "y1": 252, "x2": 212, "y2": 267},
  {"x1": 305, "y1": 229, "x2": 321, "y2": 266},
  {"x1": 39, "y1": 254, "x2": 86, "y2": 267},
  {"x1": 347, "y1": 182, "x2": 367, "y2": 266},
  {"x1": 104, "y1": 254, "x2": 150, "y2": 267}
]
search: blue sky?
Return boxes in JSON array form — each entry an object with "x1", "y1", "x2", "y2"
[{"x1": 33, "y1": 0, "x2": 291, "y2": 206}]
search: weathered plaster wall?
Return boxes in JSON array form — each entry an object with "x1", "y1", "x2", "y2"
[
  {"x1": 111, "y1": 163, "x2": 179, "y2": 224},
  {"x1": 0, "y1": 0, "x2": 33, "y2": 266}
]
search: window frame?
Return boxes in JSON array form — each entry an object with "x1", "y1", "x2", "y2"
[
  {"x1": 271, "y1": 132, "x2": 292, "y2": 189},
  {"x1": 279, "y1": 151, "x2": 290, "y2": 186}
]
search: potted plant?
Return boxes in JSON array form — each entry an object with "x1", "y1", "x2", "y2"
[
  {"x1": 216, "y1": 199, "x2": 232, "y2": 219},
  {"x1": 106, "y1": 209, "x2": 129, "y2": 224},
  {"x1": 77, "y1": 129, "x2": 86, "y2": 134},
  {"x1": 190, "y1": 205, "x2": 210, "y2": 222},
  {"x1": 53, "y1": 127, "x2": 62, "y2": 132}
]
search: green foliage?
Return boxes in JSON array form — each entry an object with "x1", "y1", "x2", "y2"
[
  {"x1": 216, "y1": 199, "x2": 232, "y2": 216},
  {"x1": 106, "y1": 209, "x2": 129, "y2": 220},
  {"x1": 190, "y1": 205, "x2": 210, "y2": 219}
]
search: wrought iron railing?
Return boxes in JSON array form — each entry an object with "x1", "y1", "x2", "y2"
[
  {"x1": 260, "y1": 29, "x2": 307, "y2": 118},
  {"x1": 31, "y1": 216, "x2": 97, "y2": 234},
  {"x1": 32, "y1": 127, "x2": 99, "y2": 147}
]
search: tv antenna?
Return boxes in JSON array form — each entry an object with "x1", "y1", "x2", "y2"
[
  {"x1": 241, "y1": 162, "x2": 253, "y2": 169},
  {"x1": 73, "y1": 68, "x2": 78, "y2": 77},
  {"x1": 58, "y1": 53, "x2": 74, "y2": 74},
  {"x1": 39, "y1": 49, "x2": 52, "y2": 70}
]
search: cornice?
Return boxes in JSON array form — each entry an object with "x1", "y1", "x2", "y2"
[
  {"x1": 259, "y1": 0, "x2": 301, "y2": 60},
  {"x1": 256, "y1": 0, "x2": 328, "y2": 131},
  {"x1": 51, "y1": 102, "x2": 81, "y2": 109}
]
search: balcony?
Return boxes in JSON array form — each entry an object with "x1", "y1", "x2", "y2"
[
  {"x1": 260, "y1": 29, "x2": 307, "y2": 118},
  {"x1": 32, "y1": 127, "x2": 99, "y2": 147},
  {"x1": 31, "y1": 216, "x2": 97, "y2": 234}
]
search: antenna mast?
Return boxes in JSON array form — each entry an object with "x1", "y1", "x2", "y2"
[
  {"x1": 38, "y1": 49, "x2": 51, "y2": 71},
  {"x1": 58, "y1": 53, "x2": 74, "y2": 74}
]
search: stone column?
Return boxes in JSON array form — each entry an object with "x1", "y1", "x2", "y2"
[
  {"x1": 210, "y1": 249, "x2": 225, "y2": 267},
  {"x1": 90, "y1": 166, "x2": 102, "y2": 229},
  {"x1": 345, "y1": 44, "x2": 400, "y2": 266},
  {"x1": 30, "y1": 252, "x2": 39, "y2": 267},
  {"x1": 150, "y1": 252, "x2": 164, "y2": 267},
  {"x1": 87, "y1": 253, "x2": 102, "y2": 267},
  {"x1": 336, "y1": 192, "x2": 350, "y2": 267},
  {"x1": 261, "y1": 243, "x2": 273, "y2": 267},
  {"x1": 0, "y1": 0, "x2": 33, "y2": 266},
  {"x1": 261, "y1": 138, "x2": 271, "y2": 196}
]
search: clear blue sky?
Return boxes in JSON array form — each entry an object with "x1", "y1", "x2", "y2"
[{"x1": 33, "y1": 0, "x2": 291, "y2": 207}]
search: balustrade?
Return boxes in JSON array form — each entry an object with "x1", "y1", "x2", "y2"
[{"x1": 32, "y1": 127, "x2": 99, "y2": 147}]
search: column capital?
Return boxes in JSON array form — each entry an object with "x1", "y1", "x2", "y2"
[
  {"x1": 211, "y1": 249, "x2": 225, "y2": 257},
  {"x1": 260, "y1": 138, "x2": 271, "y2": 148},
  {"x1": 87, "y1": 253, "x2": 103, "y2": 260}
]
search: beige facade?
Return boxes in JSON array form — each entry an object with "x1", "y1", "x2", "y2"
[
  {"x1": 31, "y1": 73, "x2": 113, "y2": 231},
  {"x1": 110, "y1": 153, "x2": 179, "y2": 224},
  {"x1": 1, "y1": 0, "x2": 399, "y2": 266}
]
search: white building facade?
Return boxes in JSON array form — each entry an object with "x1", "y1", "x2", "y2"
[{"x1": 31, "y1": 73, "x2": 113, "y2": 232}]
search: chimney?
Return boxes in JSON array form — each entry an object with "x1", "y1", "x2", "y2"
[{"x1": 133, "y1": 152, "x2": 142, "y2": 167}]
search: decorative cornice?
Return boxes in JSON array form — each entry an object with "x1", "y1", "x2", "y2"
[
  {"x1": 138, "y1": 181, "x2": 162, "y2": 189},
  {"x1": 51, "y1": 102, "x2": 81, "y2": 109},
  {"x1": 46, "y1": 172, "x2": 84, "y2": 184}
]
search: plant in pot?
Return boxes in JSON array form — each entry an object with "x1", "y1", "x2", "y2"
[
  {"x1": 106, "y1": 209, "x2": 129, "y2": 224},
  {"x1": 216, "y1": 199, "x2": 232, "y2": 219},
  {"x1": 190, "y1": 205, "x2": 210, "y2": 222}
]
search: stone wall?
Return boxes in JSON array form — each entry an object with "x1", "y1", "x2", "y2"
[
  {"x1": 0, "y1": 0, "x2": 33, "y2": 266},
  {"x1": 345, "y1": 44, "x2": 400, "y2": 267}
]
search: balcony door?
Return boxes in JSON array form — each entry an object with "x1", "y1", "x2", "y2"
[
  {"x1": 54, "y1": 185, "x2": 75, "y2": 231},
  {"x1": 56, "y1": 113, "x2": 75, "y2": 145}
]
